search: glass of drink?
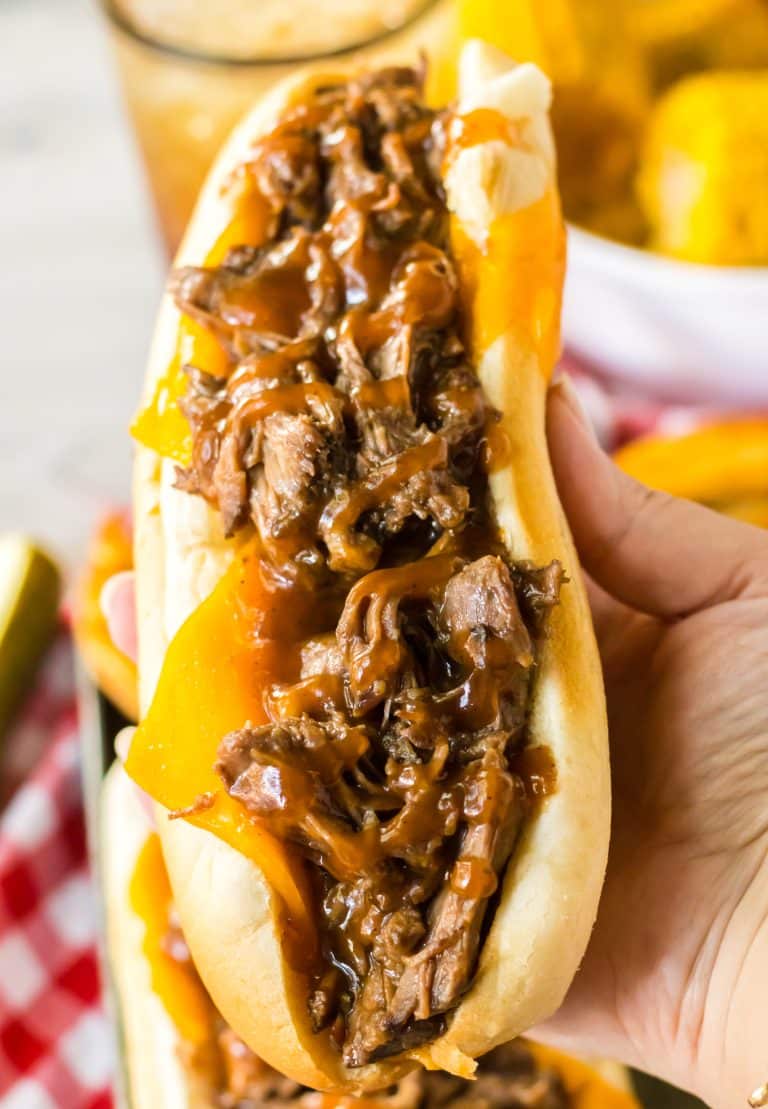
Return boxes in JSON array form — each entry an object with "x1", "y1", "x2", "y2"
[{"x1": 100, "y1": 0, "x2": 456, "y2": 255}]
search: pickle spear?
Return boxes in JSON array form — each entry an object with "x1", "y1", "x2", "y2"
[{"x1": 0, "y1": 534, "x2": 61, "y2": 739}]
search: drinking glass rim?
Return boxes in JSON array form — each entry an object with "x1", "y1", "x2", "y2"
[{"x1": 100, "y1": 0, "x2": 442, "y2": 66}]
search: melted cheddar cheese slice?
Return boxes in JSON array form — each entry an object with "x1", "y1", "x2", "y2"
[
  {"x1": 131, "y1": 180, "x2": 272, "y2": 467},
  {"x1": 129, "y1": 831, "x2": 212, "y2": 1045},
  {"x1": 125, "y1": 548, "x2": 315, "y2": 945}
]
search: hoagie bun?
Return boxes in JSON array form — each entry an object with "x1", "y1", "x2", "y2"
[
  {"x1": 127, "y1": 41, "x2": 610, "y2": 1092},
  {"x1": 102, "y1": 765, "x2": 629, "y2": 1109}
]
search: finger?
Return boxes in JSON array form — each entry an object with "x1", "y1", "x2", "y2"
[
  {"x1": 114, "y1": 725, "x2": 136, "y2": 763},
  {"x1": 584, "y1": 572, "x2": 632, "y2": 646},
  {"x1": 547, "y1": 377, "x2": 768, "y2": 618},
  {"x1": 99, "y1": 570, "x2": 138, "y2": 662},
  {"x1": 113, "y1": 728, "x2": 156, "y2": 822}
]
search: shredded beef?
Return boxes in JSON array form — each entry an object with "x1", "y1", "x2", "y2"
[
  {"x1": 252, "y1": 411, "x2": 330, "y2": 537},
  {"x1": 164, "y1": 902, "x2": 568, "y2": 1107},
  {"x1": 178, "y1": 343, "x2": 346, "y2": 545},
  {"x1": 217, "y1": 553, "x2": 560, "y2": 1066},
  {"x1": 167, "y1": 898, "x2": 567, "y2": 1109},
  {"x1": 213, "y1": 1029, "x2": 571, "y2": 1108},
  {"x1": 165, "y1": 64, "x2": 566, "y2": 1068},
  {"x1": 249, "y1": 129, "x2": 321, "y2": 229},
  {"x1": 513, "y1": 561, "x2": 566, "y2": 635},
  {"x1": 439, "y1": 557, "x2": 533, "y2": 673},
  {"x1": 170, "y1": 66, "x2": 482, "y2": 580},
  {"x1": 217, "y1": 1024, "x2": 304, "y2": 1109}
]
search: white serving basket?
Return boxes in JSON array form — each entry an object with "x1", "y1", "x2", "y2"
[{"x1": 563, "y1": 225, "x2": 768, "y2": 405}]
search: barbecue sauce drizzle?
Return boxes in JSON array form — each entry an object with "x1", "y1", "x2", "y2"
[{"x1": 164, "y1": 67, "x2": 561, "y2": 1067}]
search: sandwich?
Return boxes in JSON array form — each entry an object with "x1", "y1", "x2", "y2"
[
  {"x1": 103, "y1": 765, "x2": 629, "y2": 1108},
  {"x1": 125, "y1": 40, "x2": 609, "y2": 1091}
]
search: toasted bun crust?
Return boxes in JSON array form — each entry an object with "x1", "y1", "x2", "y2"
[{"x1": 133, "y1": 43, "x2": 610, "y2": 1092}]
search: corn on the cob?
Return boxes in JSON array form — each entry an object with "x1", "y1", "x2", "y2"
[{"x1": 639, "y1": 70, "x2": 768, "y2": 263}]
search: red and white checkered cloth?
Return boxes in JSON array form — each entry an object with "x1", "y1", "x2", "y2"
[
  {"x1": 0, "y1": 369, "x2": 754, "y2": 1109},
  {"x1": 0, "y1": 631, "x2": 113, "y2": 1109}
]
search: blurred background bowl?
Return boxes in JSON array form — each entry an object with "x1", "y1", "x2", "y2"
[{"x1": 564, "y1": 225, "x2": 768, "y2": 404}]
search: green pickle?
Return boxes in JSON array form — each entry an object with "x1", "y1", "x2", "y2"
[{"x1": 0, "y1": 534, "x2": 61, "y2": 739}]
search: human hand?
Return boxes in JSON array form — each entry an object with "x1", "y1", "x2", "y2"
[
  {"x1": 543, "y1": 378, "x2": 768, "y2": 1108},
  {"x1": 101, "y1": 384, "x2": 768, "y2": 1106}
]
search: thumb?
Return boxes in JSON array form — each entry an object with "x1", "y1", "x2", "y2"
[
  {"x1": 100, "y1": 571, "x2": 138, "y2": 662},
  {"x1": 547, "y1": 377, "x2": 768, "y2": 619}
]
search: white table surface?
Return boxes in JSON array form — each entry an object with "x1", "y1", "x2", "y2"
[{"x1": 1, "y1": 0, "x2": 164, "y2": 572}]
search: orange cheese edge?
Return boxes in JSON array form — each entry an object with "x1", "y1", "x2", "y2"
[
  {"x1": 124, "y1": 546, "x2": 316, "y2": 946},
  {"x1": 527, "y1": 1042, "x2": 639, "y2": 1108},
  {"x1": 129, "y1": 831, "x2": 213, "y2": 1045},
  {"x1": 452, "y1": 184, "x2": 565, "y2": 378},
  {"x1": 131, "y1": 178, "x2": 272, "y2": 466},
  {"x1": 130, "y1": 317, "x2": 227, "y2": 468}
]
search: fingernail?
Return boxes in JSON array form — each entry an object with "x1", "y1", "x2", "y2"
[
  {"x1": 551, "y1": 373, "x2": 598, "y2": 443},
  {"x1": 99, "y1": 570, "x2": 133, "y2": 623},
  {"x1": 115, "y1": 725, "x2": 136, "y2": 763}
]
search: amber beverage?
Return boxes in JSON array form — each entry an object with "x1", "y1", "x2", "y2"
[{"x1": 100, "y1": 0, "x2": 456, "y2": 255}]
